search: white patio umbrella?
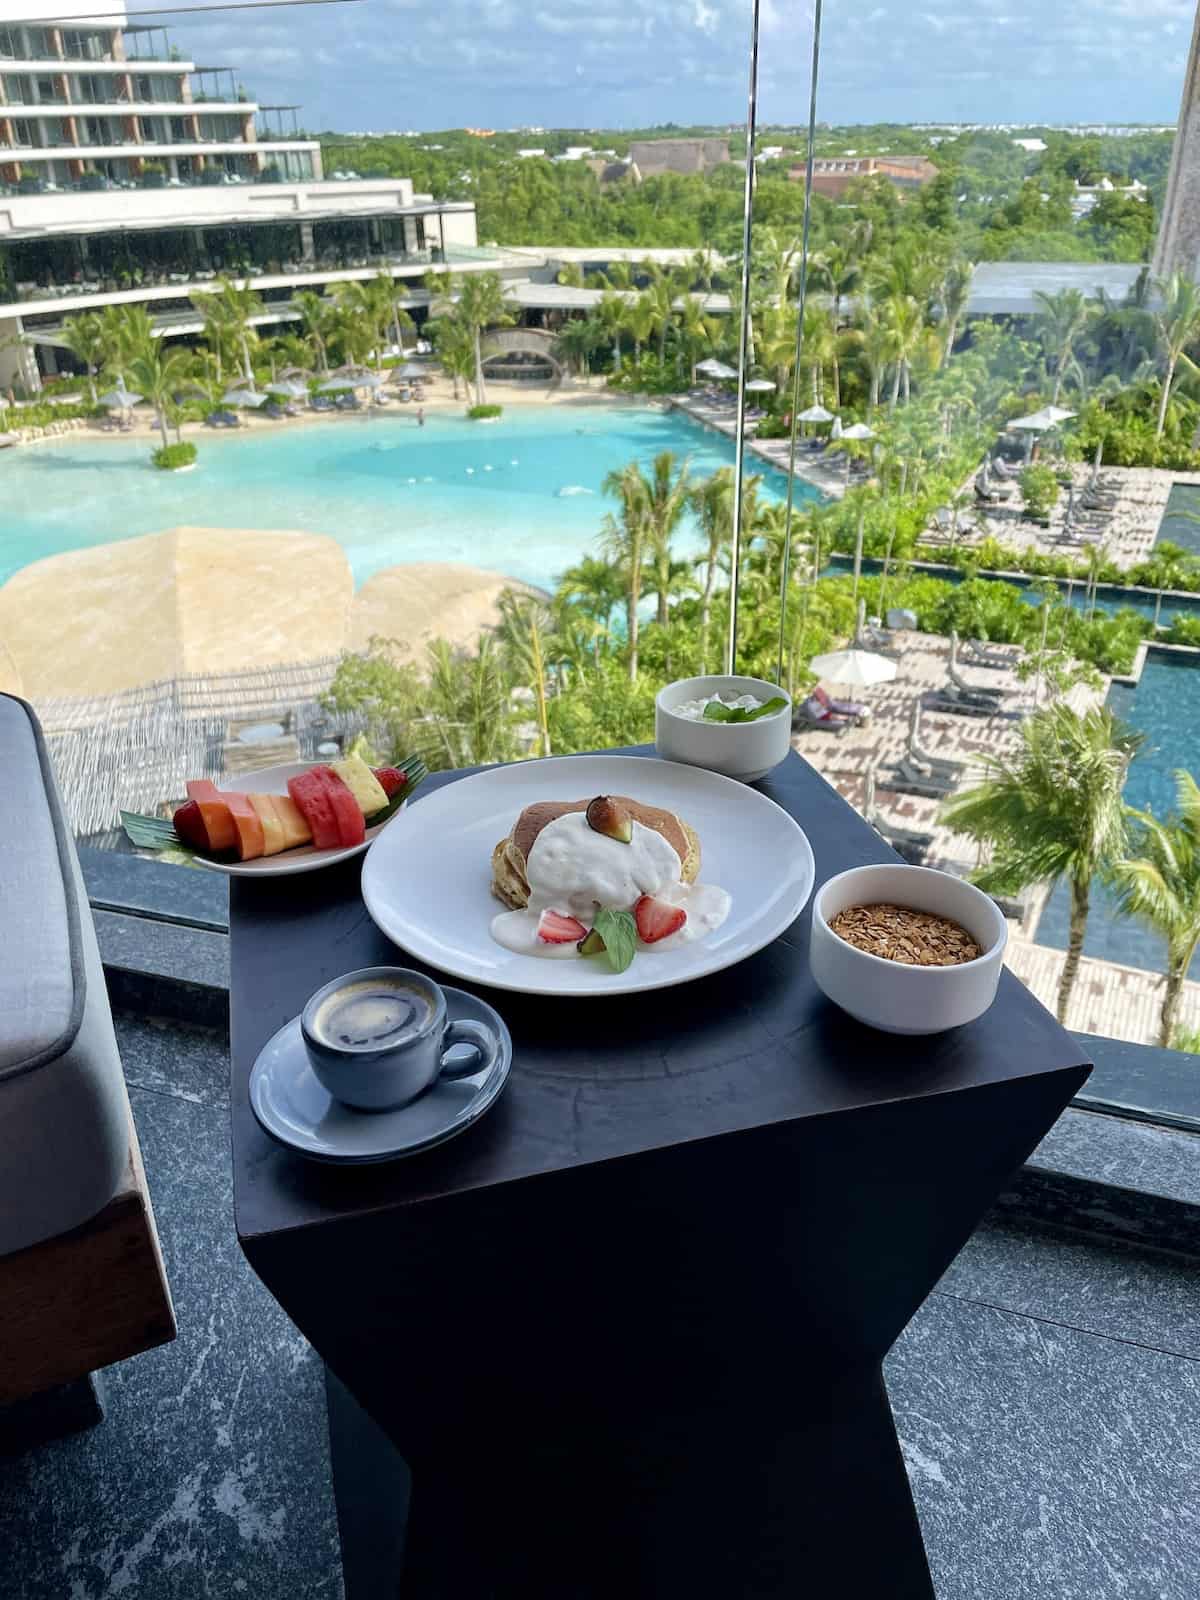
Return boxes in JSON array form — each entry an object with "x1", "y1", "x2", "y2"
[
  {"x1": 392, "y1": 363, "x2": 427, "y2": 380},
  {"x1": 266, "y1": 380, "x2": 308, "y2": 399},
  {"x1": 99, "y1": 386, "x2": 142, "y2": 408},
  {"x1": 317, "y1": 377, "x2": 360, "y2": 393},
  {"x1": 695, "y1": 357, "x2": 725, "y2": 376},
  {"x1": 700, "y1": 360, "x2": 738, "y2": 380},
  {"x1": 744, "y1": 377, "x2": 776, "y2": 393},
  {"x1": 359, "y1": 372, "x2": 387, "y2": 389},
  {"x1": 809, "y1": 647, "x2": 898, "y2": 688},
  {"x1": 841, "y1": 421, "x2": 876, "y2": 441},
  {"x1": 797, "y1": 404, "x2": 834, "y2": 423},
  {"x1": 223, "y1": 387, "x2": 268, "y2": 408}
]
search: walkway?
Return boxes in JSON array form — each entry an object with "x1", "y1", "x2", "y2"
[{"x1": 670, "y1": 396, "x2": 845, "y2": 497}]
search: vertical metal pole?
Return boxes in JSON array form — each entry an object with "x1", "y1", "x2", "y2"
[
  {"x1": 775, "y1": 0, "x2": 824, "y2": 685},
  {"x1": 725, "y1": 0, "x2": 763, "y2": 675}
]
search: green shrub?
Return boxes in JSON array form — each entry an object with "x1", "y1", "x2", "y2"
[
  {"x1": 4, "y1": 399, "x2": 101, "y2": 428},
  {"x1": 1170, "y1": 1025, "x2": 1200, "y2": 1056},
  {"x1": 466, "y1": 403, "x2": 502, "y2": 420},
  {"x1": 1166, "y1": 616, "x2": 1200, "y2": 647},
  {"x1": 151, "y1": 441, "x2": 197, "y2": 471},
  {"x1": 1019, "y1": 464, "x2": 1060, "y2": 521}
]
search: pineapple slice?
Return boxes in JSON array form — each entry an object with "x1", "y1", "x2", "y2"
[{"x1": 329, "y1": 755, "x2": 389, "y2": 818}]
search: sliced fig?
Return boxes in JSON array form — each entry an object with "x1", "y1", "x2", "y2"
[{"x1": 585, "y1": 795, "x2": 632, "y2": 844}]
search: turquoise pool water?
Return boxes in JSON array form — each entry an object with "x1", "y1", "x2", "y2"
[
  {"x1": 1037, "y1": 654, "x2": 1200, "y2": 978},
  {"x1": 0, "y1": 406, "x2": 813, "y2": 592}
]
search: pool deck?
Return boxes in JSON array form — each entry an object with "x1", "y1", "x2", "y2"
[
  {"x1": 792, "y1": 627, "x2": 1200, "y2": 1048},
  {"x1": 669, "y1": 395, "x2": 846, "y2": 498},
  {"x1": 941, "y1": 464, "x2": 1200, "y2": 570}
]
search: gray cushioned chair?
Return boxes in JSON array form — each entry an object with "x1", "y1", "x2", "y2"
[{"x1": 0, "y1": 694, "x2": 174, "y2": 1414}]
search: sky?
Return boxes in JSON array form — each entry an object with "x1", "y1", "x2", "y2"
[{"x1": 125, "y1": 0, "x2": 1197, "y2": 131}]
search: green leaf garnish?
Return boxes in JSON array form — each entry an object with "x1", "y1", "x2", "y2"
[
  {"x1": 702, "y1": 696, "x2": 788, "y2": 724},
  {"x1": 585, "y1": 907, "x2": 638, "y2": 974},
  {"x1": 364, "y1": 755, "x2": 428, "y2": 825}
]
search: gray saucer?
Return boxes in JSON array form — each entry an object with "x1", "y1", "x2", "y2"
[{"x1": 249, "y1": 986, "x2": 512, "y2": 1164}]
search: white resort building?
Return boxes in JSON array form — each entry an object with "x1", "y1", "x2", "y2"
[{"x1": 0, "y1": 0, "x2": 479, "y2": 391}]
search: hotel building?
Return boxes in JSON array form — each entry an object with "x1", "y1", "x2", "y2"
[{"x1": 0, "y1": 0, "x2": 479, "y2": 390}]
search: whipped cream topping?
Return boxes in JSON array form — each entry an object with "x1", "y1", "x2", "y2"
[
  {"x1": 490, "y1": 810, "x2": 731, "y2": 960},
  {"x1": 671, "y1": 691, "x2": 764, "y2": 722}
]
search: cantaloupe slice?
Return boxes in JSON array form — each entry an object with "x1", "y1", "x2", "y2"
[
  {"x1": 273, "y1": 794, "x2": 312, "y2": 851},
  {"x1": 248, "y1": 793, "x2": 287, "y2": 857}
]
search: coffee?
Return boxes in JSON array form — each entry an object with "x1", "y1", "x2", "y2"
[{"x1": 311, "y1": 979, "x2": 434, "y2": 1051}]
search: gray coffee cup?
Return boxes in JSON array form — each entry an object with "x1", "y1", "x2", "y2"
[{"x1": 301, "y1": 965, "x2": 500, "y2": 1112}]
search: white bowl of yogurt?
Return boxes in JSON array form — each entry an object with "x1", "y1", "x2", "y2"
[{"x1": 655, "y1": 675, "x2": 792, "y2": 783}]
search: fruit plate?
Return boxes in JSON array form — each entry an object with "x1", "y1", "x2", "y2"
[
  {"x1": 361, "y1": 753, "x2": 815, "y2": 997},
  {"x1": 191, "y1": 762, "x2": 406, "y2": 878}
]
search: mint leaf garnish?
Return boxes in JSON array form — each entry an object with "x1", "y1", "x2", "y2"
[
  {"x1": 702, "y1": 696, "x2": 788, "y2": 724},
  {"x1": 586, "y1": 908, "x2": 638, "y2": 974}
]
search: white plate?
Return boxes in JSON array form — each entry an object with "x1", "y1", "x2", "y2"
[
  {"x1": 361, "y1": 753, "x2": 815, "y2": 997},
  {"x1": 193, "y1": 761, "x2": 405, "y2": 878}
]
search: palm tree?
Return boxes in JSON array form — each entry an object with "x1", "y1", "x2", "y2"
[
  {"x1": 623, "y1": 294, "x2": 656, "y2": 367},
  {"x1": 595, "y1": 291, "x2": 627, "y2": 373},
  {"x1": 1112, "y1": 772, "x2": 1200, "y2": 1047},
  {"x1": 58, "y1": 311, "x2": 107, "y2": 403},
  {"x1": 856, "y1": 307, "x2": 892, "y2": 409},
  {"x1": 293, "y1": 290, "x2": 335, "y2": 373},
  {"x1": 1137, "y1": 540, "x2": 1197, "y2": 627},
  {"x1": 883, "y1": 294, "x2": 925, "y2": 409},
  {"x1": 942, "y1": 704, "x2": 1143, "y2": 1023},
  {"x1": 1152, "y1": 271, "x2": 1200, "y2": 438},
  {"x1": 190, "y1": 278, "x2": 262, "y2": 384},
  {"x1": 642, "y1": 450, "x2": 693, "y2": 627},
  {"x1": 124, "y1": 341, "x2": 196, "y2": 449},
  {"x1": 1034, "y1": 288, "x2": 1094, "y2": 406},
  {"x1": 430, "y1": 315, "x2": 474, "y2": 399},
  {"x1": 644, "y1": 273, "x2": 678, "y2": 365},
  {"x1": 554, "y1": 316, "x2": 605, "y2": 378},
  {"x1": 422, "y1": 636, "x2": 517, "y2": 769},
  {"x1": 495, "y1": 589, "x2": 557, "y2": 757},
  {"x1": 939, "y1": 258, "x2": 974, "y2": 362},
  {"x1": 555, "y1": 555, "x2": 623, "y2": 648},
  {"x1": 433, "y1": 272, "x2": 515, "y2": 406},
  {"x1": 600, "y1": 461, "x2": 650, "y2": 681},
  {"x1": 674, "y1": 294, "x2": 719, "y2": 384}
]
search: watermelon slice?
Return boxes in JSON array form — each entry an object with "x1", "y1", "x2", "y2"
[
  {"x1": 316, "y1": 767, "x2": 365, "y2": 849},
  {"x1": 287, "y1": 770, "x2": 340, "y2": 850},
  {"x1": 224, "y1": 792, "x2": 266, "y2": 861},
  {"x1": 186, "y1": 779, "x2": 237, "y2": 853}
]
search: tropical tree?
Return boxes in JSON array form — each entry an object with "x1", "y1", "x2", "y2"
[
  {"x1": 600, "y1": 461, "x2": 650, "y2": 681},
  {"x1": 595, "y1": 291, "x2": 627, "y2": 372},
  {"x1": 554, "y1": 316, "x2": 605, "y2": 378},
  {"x1": 856, "y1": 307, "x2": 892, "y2": 410},
  {"x1": 1152, "y1": 271, "x2": 1200, "y2": 438},
  {"x1": 123, "y1": 340, "x2": 197, "y2": 449},
  {"x1": 641, "y1": 450, "x2": 693, "y2": 627},
  {"x1": 939, "y1": 258, "x2": 974, "y2": 363},
  {"x1": 58, "y1": 311, "x2": 106, "y2": 403},
  {"x1": 495, "y1": 588, "x2": 558, "y2": 757},
  {"x1": 430, "y1": 315, "x2": 474, "y2": 399},
  {"x1": 1112, "y1": 772, "x2": 1200, "y2": 1047},
  {"x1": 883, "y1": 294, "x2": 926, "y2": 409},
  {"x1": 674, "y1": 293, "x2": 720, "y2": 385},
  {"x1": 623, "y1": 294, "x2": 656, "y2": 367},
  {"x1": 555, "y1": 555, "x2": 623, "y2": 647},
  {"x1": 433, "y1": 271, "x2": 515, "y2": 406},
  {"x1": 190, "y1": 277, "x2": 262, "y2": 384},
  {"x1": 293, "y1": 290, "x2": 336, "y2": 373},
  {"x1": 1034, "y1": 288, "x2": 1094, "y2": 406},
  {"x1": 1137, "y1": 540, "x2": 1198, "y2": 627},
  {"x1": 942, "y1": 704, "x2": 1143, "y2": 1023}
]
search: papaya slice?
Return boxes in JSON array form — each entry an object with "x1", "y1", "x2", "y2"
[
  {"x1": 186, "y1": 779, "x2": 237, "y2": 853},
  {"x1": 224, "y1": 792, "x2": 266, "y2": 861}
]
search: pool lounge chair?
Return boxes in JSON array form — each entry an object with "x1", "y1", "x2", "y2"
[
  {"x1": 948, "y1": 661, "x2": 1015, "y2": 702},
  {"x1": 812, "y1": 684, "x2": 869, "y2": 722},
  {"x1": 959, "y1": 637, "x2": 1014, "y2": 672},
  {"x1": 262, "y1": 401, "x2": 285, "y2": 419},
  {"x1": 907, "y1": 706, "x2": 967, "y2": 781},
  {"x1": 881, "y1": 755, "x2": 960, "y2": 800},
  {"x1": 925, "y1": 683, "x2": 1016, "y2": 719},
  {"x1": 795, "y1": 696, "x2": 853, "y2": 735},
  {"x1": 310, "y1": 395, "x2": 335, "y2": 412},
  {"x1": 864, "y1": 768, "x2": 933, "y2": 864},
  {"x1": 335, "y1": 393, "x2": 361, "y2": 411}
]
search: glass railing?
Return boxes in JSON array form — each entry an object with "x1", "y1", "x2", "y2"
[{"x1": 1, "y1": 0, "x2": 1196, "y2": 1112}]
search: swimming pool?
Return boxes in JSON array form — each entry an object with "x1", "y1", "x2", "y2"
[
  {"x1": 0, "y1": 405, "x2": 817, "y2": 592},
  {"x1": 1036, "y1": 652, "x2": 1200, "y2": 978}
]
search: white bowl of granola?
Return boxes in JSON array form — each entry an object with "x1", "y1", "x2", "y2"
[{"x1": 809, "y1": 863, "x2": 1008, "y2": 1035}]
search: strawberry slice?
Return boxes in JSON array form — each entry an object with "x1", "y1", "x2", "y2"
[
  {"x1": 536, "y1": 909, "x2": 588, "y2": 945},
  {"x1": 634, "y1": 895, "x2": 687, "y2": 944},
  {"x1": 373, "y1": 766, "x2": 406, "y2": 798}
]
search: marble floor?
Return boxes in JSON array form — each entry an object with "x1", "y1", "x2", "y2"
[{"x1": 2, "y1": 1014, "x2": 1197, "y2": 1599}]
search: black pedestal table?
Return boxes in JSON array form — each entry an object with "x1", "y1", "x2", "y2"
[{"x1": 228, "y1": 747, "x2": 1090, "y2": 1598}]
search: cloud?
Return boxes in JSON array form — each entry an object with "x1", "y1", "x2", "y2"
[{"x1": 159, "y1": 0, "x2": 1189, "y2": 129}]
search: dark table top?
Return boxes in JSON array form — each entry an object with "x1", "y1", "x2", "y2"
[{"x1": 229, "y1": 747, "x2": 1091, "y2": 1243}]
